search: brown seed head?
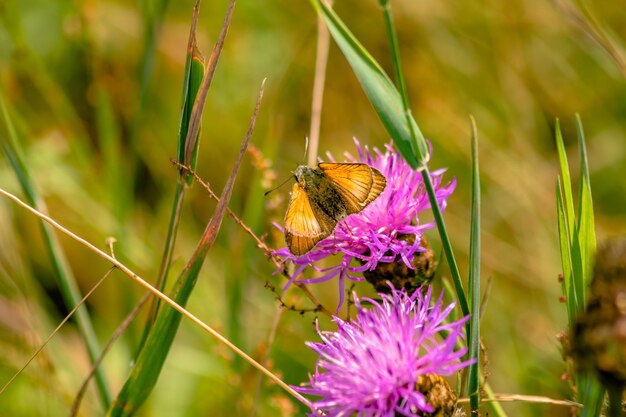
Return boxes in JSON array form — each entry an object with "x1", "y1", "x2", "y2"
[
  {"x1": 362, "y1": 235, "x2": 436, "y2": 294},
  {"x1": 572, "y1": 238, "x2": 626, "y2": 389}
]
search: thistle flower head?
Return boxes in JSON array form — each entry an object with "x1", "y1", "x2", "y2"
[
  {"x1": 275, "y1": 140, "x2": 455, "y2": 306},
  {"x1": 295, "y1": 286, "x2": 473, "y2": 416}
]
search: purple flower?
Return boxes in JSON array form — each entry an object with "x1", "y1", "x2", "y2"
[
  {"x1": 275, "y1": 140, "x2": 456, "y2": 306},
  {"x1": 295, "y1": 286, "x2": 474, "y2": 416}
]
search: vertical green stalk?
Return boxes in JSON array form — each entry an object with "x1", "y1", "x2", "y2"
[
  {"x1": 0, "y1": 93, "x2": 112, "y2": 409},
  {"x1": 467, "y1": 117, "x2": 481, "y2": 411},
  {"x1": 378, "y1": 0, "x2": 421, "y2": 160},
  {"x1": 421, "y1": 170, "x2": 470, "y2": 320}
]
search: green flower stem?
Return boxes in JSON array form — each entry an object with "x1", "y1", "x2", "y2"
[
  {"x1": 420, "y1": 169, "x2": 470, "y2": 319},
  {"x1": 378, "y1": 0, "x2": 421, "y2": 160}
]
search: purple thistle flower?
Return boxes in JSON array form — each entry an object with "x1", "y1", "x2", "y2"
[
  {"x1": 295, "y1": 286, "x2": 474, "y2": 416},
  {"x1": 275, "y1": 140, "x2": 456, "y2": 307}
]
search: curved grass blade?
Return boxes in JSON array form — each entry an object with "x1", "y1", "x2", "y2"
[
  {"x1": 556, "y1": 179, "x2": 577, "y2": 323},
  {"x1": 574, "y1": 115, "x2": 596, "y2": 291},
  {"x1": 555, "y1": 120, "x2": 576, "y2": 236},
  {"x1": 308, "y1": 0, "x2": 428, "y2": 169},
  {"x1": 0, "y1": 93, "x2": 112, "y2": 409}
]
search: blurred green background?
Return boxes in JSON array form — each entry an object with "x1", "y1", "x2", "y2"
[{"x1": 1, "y1": 0, "x2": 625, "y2": 416}]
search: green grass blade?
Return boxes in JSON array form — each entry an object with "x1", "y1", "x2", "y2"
[
  {"x1": 555, "y1": 116, "x2": 603, "y2": 416},
  {"x1": 107, "y1": 265, "x2": 200, "y2": 417},
  {"x1": 308, "y1": 0, "x2": 428, "y2": 168},
  {"x1": 378, "y1": 0, "x2": 422, "y2": 161},
  {"x1": 574, "y1": 115, "x2": 596, "y2": 290},
  {"x1": 555, "y1": 120, "x2": 576, "y2": 236},
  {"x1": 0, "y1": 93, "x2": 112, "y2": 409},
  {"x1": 556, "y1": 179, "x2": 576, "y2": 323},
  {"x1": 176, "y1": 30, "x2": 206, "y2": 177},
  {"x1": 467, "y1": 117, "x2": 480, "y2": 411},
  {"x1": 573, "y1": 117, "x2": 602, "y2": 416}
]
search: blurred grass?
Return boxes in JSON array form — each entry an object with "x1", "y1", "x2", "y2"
[{"x1": 1, "y1": 0, "x2": 626, "y2": 416}]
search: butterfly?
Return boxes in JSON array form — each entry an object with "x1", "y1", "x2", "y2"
[{"x1": 284, "y1": 163, "x2": 387, "y2": 256}]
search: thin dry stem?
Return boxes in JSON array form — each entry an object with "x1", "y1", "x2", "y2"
[
  {"x1": 0, "y1": 186, "x2": 311, "y2": 408},
  {"x1": 457, "y1": 393, "x2": 583, "y2": 408}
]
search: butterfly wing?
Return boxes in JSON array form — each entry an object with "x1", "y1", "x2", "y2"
[
  {"x1": 318, "y1": 163, "x2": 387, "y2": 214},
  {"x1": 284, "y1": 182, "x2": 336, "y2": 256}
]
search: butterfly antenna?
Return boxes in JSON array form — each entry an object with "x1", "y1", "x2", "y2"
[{"x1": 264, "y1": 175, "x2": 293, "y2": 196}]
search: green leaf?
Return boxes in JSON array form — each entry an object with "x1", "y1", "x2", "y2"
[
  {"x1": 574, "y1": 115, "x2": 596, "y2": 290},
  {"x1": 177, "y1": 40, "x2": 206, "y2": 181},
  {"x1": 308, "y1": 0, "x2": 428, "y2": 168}
]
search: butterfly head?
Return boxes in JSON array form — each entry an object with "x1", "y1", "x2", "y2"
[{"x1": 293, "y1": 165, "x2": 321, "y2": 190}]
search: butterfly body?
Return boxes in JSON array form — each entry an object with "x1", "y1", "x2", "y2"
[
  {"x1": 293, "y1": 165, "x2": 350, "y2": 221},
  {"x1": 284, "y1": 163, "x2": 387, "y2": 256}
]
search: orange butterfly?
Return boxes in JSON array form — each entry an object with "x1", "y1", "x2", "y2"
[{"x1": 284, "y1": 163, "x2": 387, "y2": 256}]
